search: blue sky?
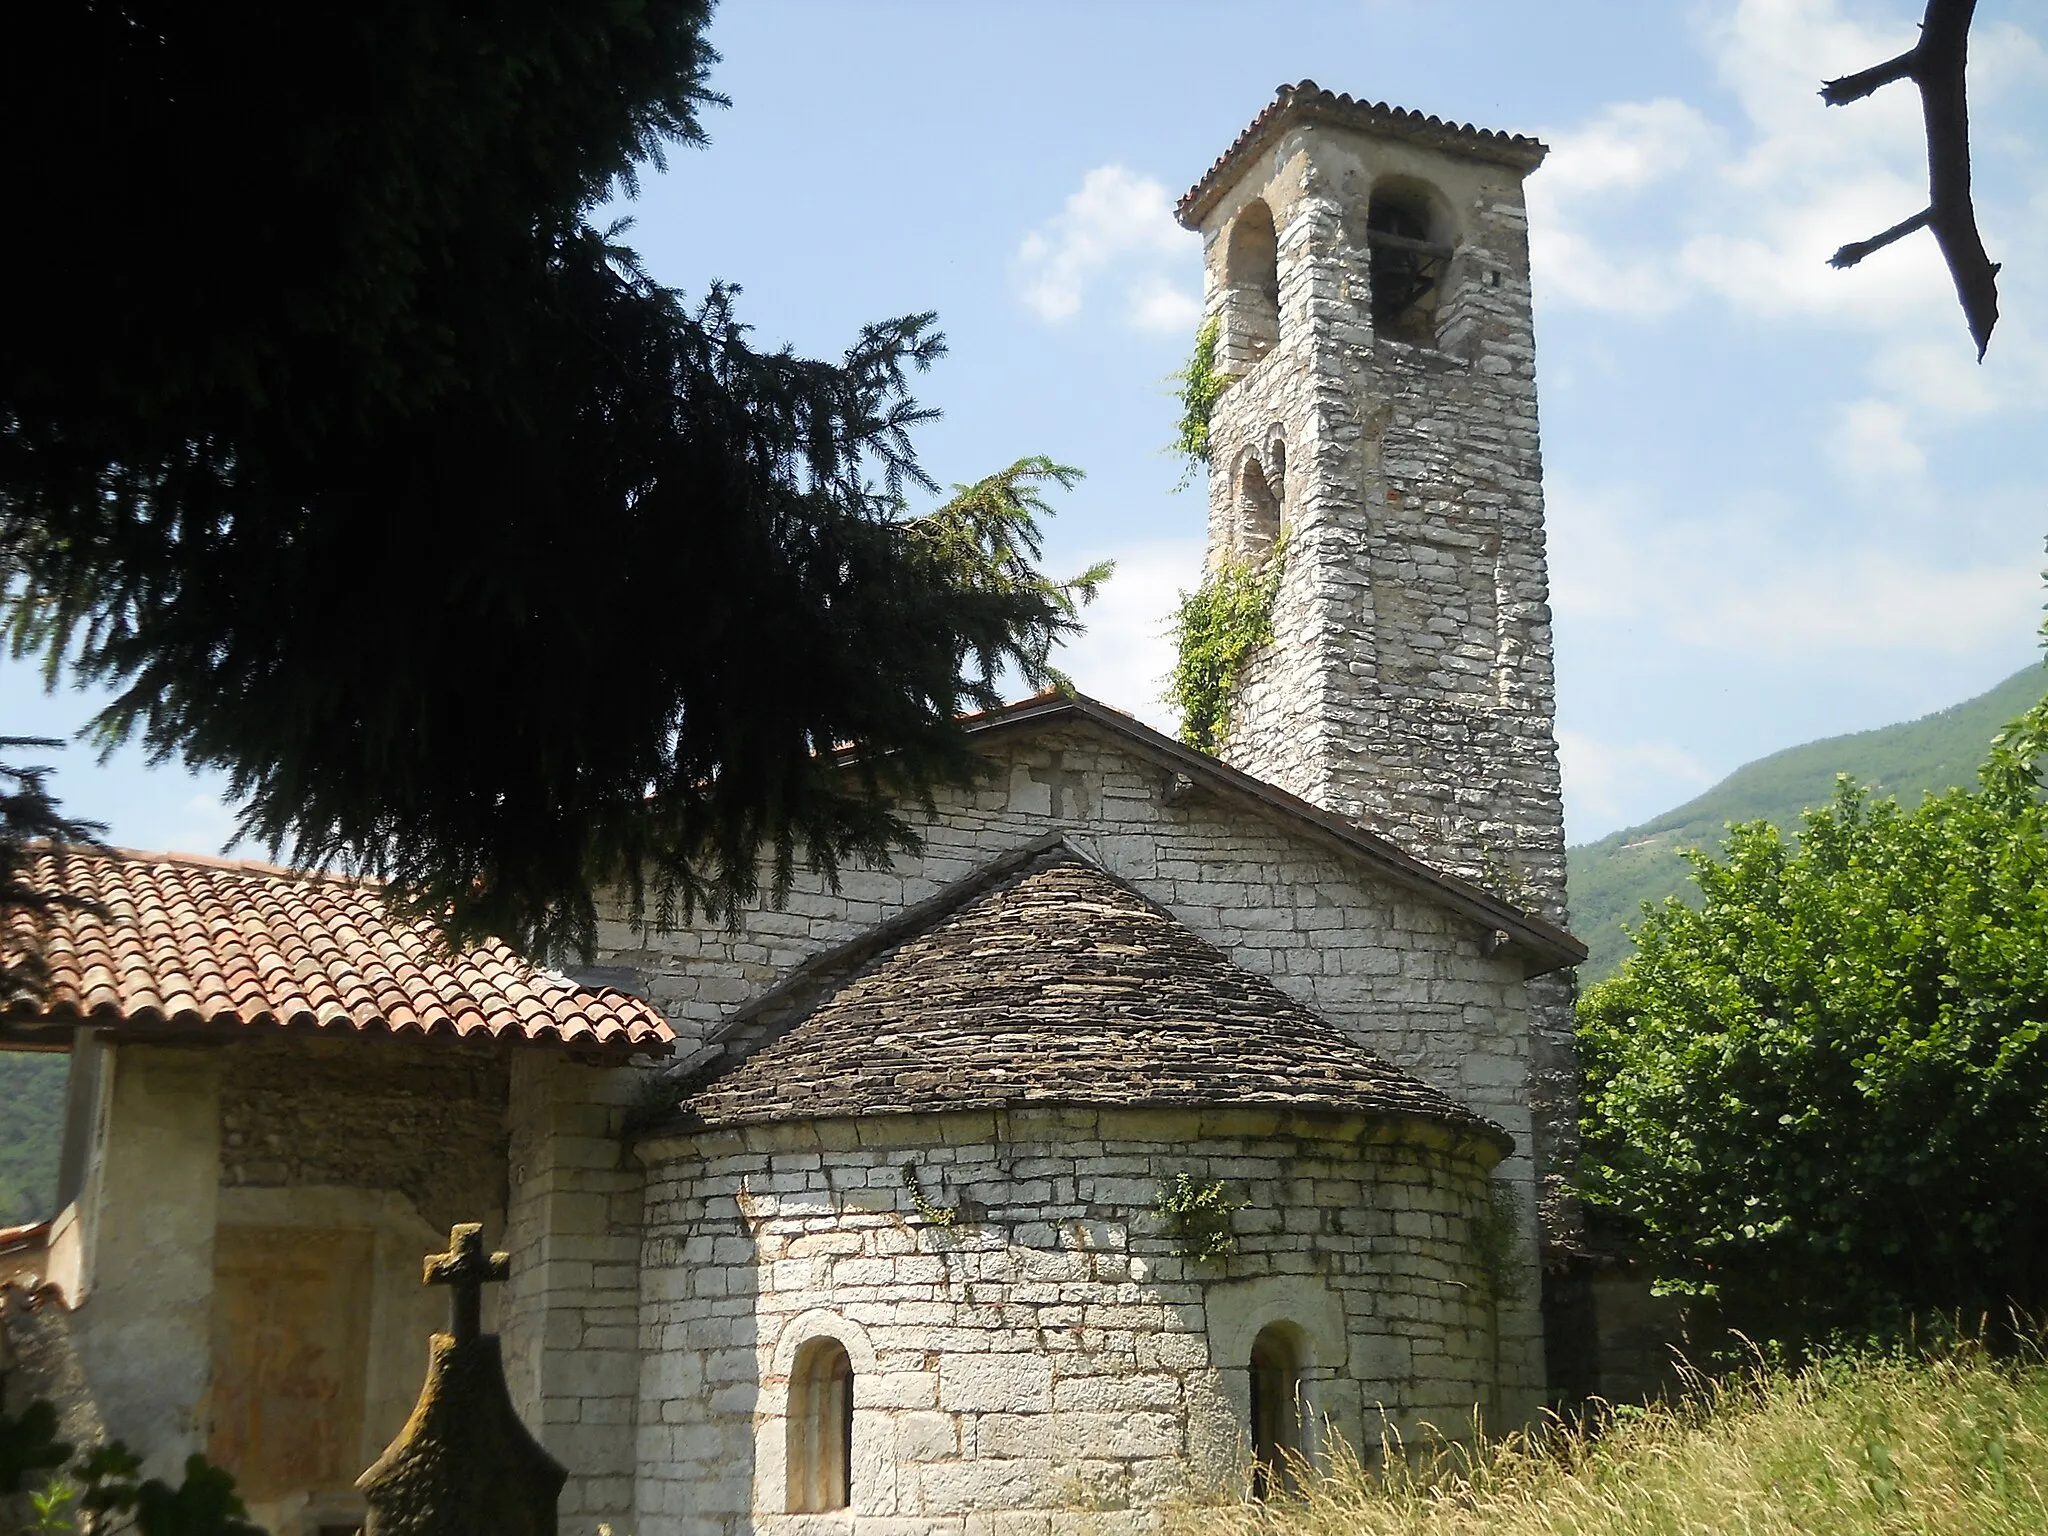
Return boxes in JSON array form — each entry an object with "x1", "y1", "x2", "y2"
[{"x1": 6, "y1": 0, "x2": 2046, "y2": 856}]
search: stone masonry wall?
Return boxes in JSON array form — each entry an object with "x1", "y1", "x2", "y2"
[
  {"x1": 1193, "y1": 122, "x2": 1580, "y2": 1232},
  {"x1": 218, "y1": 1036, "x2": 510, "y2": 1237},
  {"x1": 592, "y1": 721, "x2": 1548, "y2": 1404},
  {"x1": 500, "y1": 1051, "x2": 653, "y2": 1536},
  {"x1": 632, "y1": 1106, "x2": 1506, "y2": 1536}
]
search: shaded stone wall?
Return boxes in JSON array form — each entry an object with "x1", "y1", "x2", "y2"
[
  {"x1": 500, "y1": 1052, "x2": 650, "y2": 1536},
  {"x1": 632, "y1": 1107, "x2": 1506, "y2": 1536},
  {"x1": 211, "y1": 1036, "x2": 515, "y2": 1536},
  {"x1": 219, "y1": 1036, "x2": 510, "y2": 1237}
]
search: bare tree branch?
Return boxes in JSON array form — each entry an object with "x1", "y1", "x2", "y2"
[
  {"x1": 1830, "y1": 208, "x2": 1931, "y2": 269},
  {"x1": 1822, "y1": 0, "x2": 2000, "y2": 358}
]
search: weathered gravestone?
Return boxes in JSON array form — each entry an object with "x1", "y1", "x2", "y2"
[{"x1": 357, "y1": 1224, "x2": 566, "y2": 1536}]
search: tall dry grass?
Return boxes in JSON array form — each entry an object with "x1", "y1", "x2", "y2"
[{"x1": 1169, "y1": 1345, "x2": 2048, "y2": 1536}]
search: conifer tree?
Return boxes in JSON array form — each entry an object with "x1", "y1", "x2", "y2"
[{"x1": 0, "y1": 2, "x2": 1103, "y2": 954}]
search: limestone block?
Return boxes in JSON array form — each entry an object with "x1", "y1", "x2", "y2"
[{"x1": 939, "y1": 1353, "x2": 1054, "y2": 1414}]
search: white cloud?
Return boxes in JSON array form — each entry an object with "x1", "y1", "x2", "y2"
[
  {"x1": 1827, "y1": 398, "x2": 1925, "y2": 482},
  {"x1": 1125, "y1": 272, "x2": 1202, "y2": 335},
  {"x1": 1557, "y1": 727, "x2": 1716, "y2": 836},
  {"x1": 1549, "y1": 481, "x2": 2038, "y2": 665},
  {"x1": 1529, "y1": 0, "x2": 2048, "y2": 494},
  {"x1": 1527, "y1": 99, "x2": 1719, "y2": 313},
  {"x1": 1015, "y1": 165, "x2": 1200, "y2": 331},
  {"x1": 1048, "y1": 536, "x2": 1205, "y2": 732}
]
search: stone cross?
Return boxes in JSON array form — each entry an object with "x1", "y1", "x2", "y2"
[
  {"x1": 357, "y1": 1223, "x2": 565, "y2": 1536},
  {"x1": 422, "y1": 1223, "x2": 508, "y2": 1346}
]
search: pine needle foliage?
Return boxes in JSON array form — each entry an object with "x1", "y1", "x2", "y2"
[
  {"x1": 1, "y1": 740, "x2": 107, "y2": 1005},
  {"x1": 1168, "y1": 542, "x2": 1287, "y2": 753},
  {"x1": 1164, "y1": 1340, "x2": 2048, "y2": 1536},
  {"x1": 0, "y1": 3, "x2": 1105, "y2": 958}
]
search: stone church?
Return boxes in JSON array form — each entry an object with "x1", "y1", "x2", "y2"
[{"x1": 0, "y1": 84, "x2": 1590, "y2": 1536}]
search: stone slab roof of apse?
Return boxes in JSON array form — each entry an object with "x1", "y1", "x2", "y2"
[{"x1": 668, "y1": 845, "x2": 1512, "y2": 1155}]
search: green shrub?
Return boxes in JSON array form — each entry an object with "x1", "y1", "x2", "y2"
[{"x1": 1578, "y1": 682, "x2": 2048, "y2": 1348}]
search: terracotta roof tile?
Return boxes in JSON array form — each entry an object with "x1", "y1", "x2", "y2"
[
  {"x1": 668, "y1": 848, "x2": 1510, "y2": 1153},
  {"x1": 1, "y1": 847, "x2": 673, "y2": 1055},
  {"x1": 1178, "y1": 80, "x2": 1548, "y2": 228}
]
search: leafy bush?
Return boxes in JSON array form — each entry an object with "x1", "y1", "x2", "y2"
[
  {"x1": 1577, "y1": 685, "x2": 2048, "y2": 1346},
  {"x1": 0, "y1": 1403, "x2": 262, "y2": 1536}
]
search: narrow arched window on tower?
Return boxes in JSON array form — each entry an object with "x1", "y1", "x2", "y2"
[
  {"x1": 1239, "y1": 456, "x2": 1281, "y2": 561},
  {"x1": 786, "y1": 1336, "x2": 853, "y2": 1513},
  {"x1": 1248, "y1": 1323, "x2": 1306, "y2": 1499},
  {"x1": 1223, "y1": 199, "x2": 1280, "y2": 365},
  {"x1": 1366, "y1": 184, "x2": 1454, "y2": 345}
]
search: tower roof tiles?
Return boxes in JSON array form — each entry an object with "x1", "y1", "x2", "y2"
[{"x1": 1178, "y1": 80, "x2": 1549, "y2": 228}]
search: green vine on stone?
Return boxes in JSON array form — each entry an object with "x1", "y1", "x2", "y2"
[
  {"x1": 1169, "y1": 317, "x2": 1234, "y2": 489},
  {"x1": 1470, "y1": 1179, "x2": 1528, "y2": 1307},
  {"x1": 1156, "y1": 1172, "x2": 1247, "y2": 1264},
  {"x1": 1168, "y1": 536, "x2": 1287, "y2": 753},
  {"x1": 901, "y1": 1163, "x2": 957, "y2": 1226}
]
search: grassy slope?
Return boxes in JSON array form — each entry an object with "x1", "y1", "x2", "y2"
[
  {"x1": 1169, "y1": 1347, "x2": 2048, "y2": 1536},
  {"x1": 1568, "y1": 663, "x2": 2047, "y2": 985},
  {"x1": 0, "y1": 1050, "x2": 68, "y2": 1226}
]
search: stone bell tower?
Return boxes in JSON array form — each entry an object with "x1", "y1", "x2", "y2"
[{"x1": 1176, "y1": 83, "x2": 1581, "y2": 1251}]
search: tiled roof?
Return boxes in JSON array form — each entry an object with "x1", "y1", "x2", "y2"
[
  {"x1": 667, "y1": 848, "x2": 1510, "y2": 1153},
  {"x1": 0, "y1": 847, "x2": 673, "y2": 1054},
  {"x1": 1178, "y1": 80, "x2": 1548, "y2": 228}
]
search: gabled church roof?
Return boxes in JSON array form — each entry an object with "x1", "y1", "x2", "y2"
[
  {"x1": 1177, "y1": 80, "x2": 1549, "y2": 228},
  {"x1": 960, "y1": 693, "x2": 1585, "y2": 976},
  {"x1": 0, "y1": 847, "x2": 674, "y2": 1054},
  {"x1": 663, "y1": 845, "x2": 1511, "y2": 1155}
]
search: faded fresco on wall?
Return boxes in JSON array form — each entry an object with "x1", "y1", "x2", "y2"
[{"x1": 207, "y1": 1225, "x2": 374, "y2": 1502}]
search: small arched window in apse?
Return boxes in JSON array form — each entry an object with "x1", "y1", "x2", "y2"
[
  {"x1": 1238, "y1": 455, "x2": 1281, "y2": 562},
  {"x1": 1224, "y1": 199, "x2": 1280, "y2": 363},
  {"x1": 787, "y1": 1336, "x2": 853, "y2": 1513},
  {"x1": 1249, "y1": 1323, "x2": 1307, "y2": 1499},
  {"x1": 1366, "y1": 184, "x2": 1454, "y2": 344}
]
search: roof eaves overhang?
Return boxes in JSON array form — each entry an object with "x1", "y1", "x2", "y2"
[
  {"x1": 1178, "y1": 80, "x2": 1549, "y2": 230},
  {"x1": 962, "y1": 694, "x2": 1587, "y2": 977},
  {"x1": 0, "y1": 1005, "x2": 674, "y2": 1059}
]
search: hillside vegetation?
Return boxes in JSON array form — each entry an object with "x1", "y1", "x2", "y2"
[
  {"x1": 1171, "y1": 1344, "x2": 2048, "y2": 1536},
  {"x1": 1567, "y1": 663, "x2": 2046, "y2": 983},
  {"x1": 0, "y1": 1052, "x2": 66, "y2": 1227}
]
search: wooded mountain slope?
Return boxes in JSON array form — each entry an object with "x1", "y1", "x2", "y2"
[
  {"x1": 0, "y1": 1052, "x2": 66, "y2": 1227},
  {"x1": 1567, "y1": 663, "x2": 2047, "y2": 983}
]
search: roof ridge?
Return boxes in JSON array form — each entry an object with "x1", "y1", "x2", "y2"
[
  {"x1": 656, "y1": 834, "x2": 1079, "y2": 1097},
  {"x1": 37, "y1": 841, "x2": 376, "y2": 887}
]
